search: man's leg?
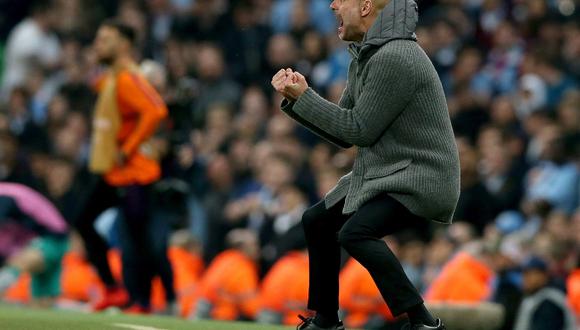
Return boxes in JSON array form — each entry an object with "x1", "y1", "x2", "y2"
[
  {"x1": 0, "y1": 199, "x2": 46, "y2": 295},
  {"x1": 28, "y1": 236, "x2": 68, "y2": 305},
  {"x1": 0, "y1": 245, "x2": 44, "y2": 295},
  {"x1": 73, "y1": 177, "x2": 119, "y2": 288},
  {"x1": 148, "y1": 212, "x2": 176, "y2": 312},
  {"x1": 74, "y1": 177, "x2": 130, "y2": 311},
  {"x1": 337, "y1": 193, "x2": 437, "y2": 326},
  {"x1": 118, "y1": 184, "x2": 155, "y2": 311},
  {"x1": 0, "y1": 235, "x2": 67, "y2": 307},
  {"x1": 302, "y1": 198, "x2": 349, "y2": 325}
]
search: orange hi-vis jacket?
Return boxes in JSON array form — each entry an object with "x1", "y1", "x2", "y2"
[
  {"x1": 3, "y1": 251, "x2": 122, "y2": 304},
  {"x1": 60, "y1": 251, "x2": 103, "y2": 302},
  {"x1": 94, "y1": 69, "x2": 167, "y2": 187},
  {"x1": 339, "y1": 258, "x2": 395, "y2": 328},
  {"x1": 259, "y1": 251, "x2": 309, "y2": 325},
  {"x1": 3, "y1": 273, "x2": 30, "y2": 303},
  {"x1": 425, "y1": 252, "x2": 494, "y2": 302},
  {"x1": 193, "y1": 249, "x2": 260, "y2": 320},
  {"x1": 567, "y1": 268, "x2": 580, "y2": 317},
  {"x1": 151, "y1": 247, "x2": 205, "y2": 316}
]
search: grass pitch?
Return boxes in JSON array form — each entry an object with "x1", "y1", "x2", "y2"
[{"x1": 0, "y1": 305, "x2": 293, "y2": 330}]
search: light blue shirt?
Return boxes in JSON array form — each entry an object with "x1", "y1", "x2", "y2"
[
  {"x1": 525, "y1": 161, "x2": 580, "y2": 214},
  {"x1": 270, "y1": 0, "x2": 337, "y2": 35}
]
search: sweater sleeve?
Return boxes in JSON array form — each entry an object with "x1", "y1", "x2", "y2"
[
  {"x1": 292, "y1": 51, "x2": 416, "y2": 147},
  {"x1": 117, "y1": 72, "x2": 168, "y2": 155},
  {"x1": 280, "y1": 97, "x2": 353, "y2": 149}
]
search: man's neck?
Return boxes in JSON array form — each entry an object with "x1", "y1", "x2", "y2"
[
  {"x1": 362, "y1": 13, "x2": 380, "y2": 34},
  {"x1": 111, "y1": 55, "x2": 135, "y2": 72}
]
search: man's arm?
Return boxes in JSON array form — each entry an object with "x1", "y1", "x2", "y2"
[
  {"x1": 288, "y1": 52, "x2": 416, "y2": 147},
  {"x1": 272, "y1": 69, "x2": 353, "y2": 148},
  {"x1": 280, "y1": 93, "x2": 354, "y2": 148},
  {"x1": 117, "y1": 72, "x2": 168, "y2": 156}
]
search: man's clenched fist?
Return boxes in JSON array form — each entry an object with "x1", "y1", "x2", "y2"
[{"x1": 271, "y1": 68, "x2": 309, "y2": 102}]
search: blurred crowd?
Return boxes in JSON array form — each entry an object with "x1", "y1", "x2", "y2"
[{"x1": 0, "y1": 0, "x2": 579, "y2": 329}]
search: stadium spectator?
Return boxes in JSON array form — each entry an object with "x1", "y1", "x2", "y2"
[
  {"x1": 192, "y1": 44, "x2": 241, "y2": 128},
  {"x1": 257, "y1": 249, "x2": 309, "y2": 325},
  {"x1": 528, "y1": 51, "x2": 578, "y2": 109},
  {"x1": 0, "y1": 183, "x2": 68, "y2": 307},
  {"x1": 523, "y1": 124, "x2": 579, "y2": 214},
  {"x1": 270, "y1": 0, "x2": 336, "y2": 36},
  {"x1": 59, "y1": 232, "x2": 103, "y2": 303},
  {"x1": 339, "y1": 257, "x2": 398, "y2": 329},
  {"x1": 425, "y1": 250, "x2": 495, "y2": 303},
  {"x1": 192, "y1": 229, "x2": 260, "y2": 321},
  {"x1": 513, "y1": 256, "x2": 576, "y2": 330},
  {"x1": 568, "y1": 210, "x2": 580, "y2": 323},
  {"x1": 568, "y1": 265, "x2": 580, "y2": 322},
  {"x1": 0, "y1": 1, "x2": 60, "y2": 101},
  {"x1": 151, "y1": 230, "x2": 204, "y2": 316},
  {"x1": 454, "y1": 137, "x2": 497, "y2": 233},
  {"x1": 259, "y1": 185, "x2": 309, "y2": 271},
  {"x1": 473, "y1": 21, "x2": 524, "y2": 98}
]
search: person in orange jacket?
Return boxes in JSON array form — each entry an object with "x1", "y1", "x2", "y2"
[
  {"x1": 258, "y1": 250, "x2": 309, "y2": 325},
  {"x1": 3, "y1": 273, "x2": 30, "y2": 304},
  {"x1": 151, "y1": 230, "x2": 205, "y2": 316},
  {"x1": 569, "y1": 211, "x2": 580, "y2": 320},
  {"x1": 425, "y1": 251, "x2": 494, "y2": 303},
  {"x1": 191, "y1": 229, "x2": 260, "y2": 321},
  {"x1": 61, "y1": 237, "x2": 124, "y2": 305},
  {"x1": 339, "y1": 258, "x2": 397, "y2": 329},
  {"x1": 567, "y1": 266, "x2": 580, "y2": 319},
  {"x1": 59, "y1": 232, "x2": 103, "y2": 303},
  {"x1": 71, "y1": 20, "x2": 172, "y2": 313}
]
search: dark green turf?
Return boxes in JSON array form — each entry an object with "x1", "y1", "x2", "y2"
[{"x1": 0, "y1": 305, "x2": 292, "y2": 330}]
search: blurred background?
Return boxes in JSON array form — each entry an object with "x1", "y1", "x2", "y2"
[{"x1": 0, "y1": 0, "x2": 579, "y2": 329}]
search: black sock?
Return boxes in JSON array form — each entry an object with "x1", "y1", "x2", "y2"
[
  {"x1": 407, "y1": 303, "x2": 436, "y2": 326},
  {"x1": 313, "y1": 311, "x2": 339, "y2": 327}
]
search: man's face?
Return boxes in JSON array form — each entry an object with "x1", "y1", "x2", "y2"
[
  {"x1": 330, "y1": 0, "x2": 365, "y2": 41},
  {"x1": 522, "y1": 269, "x2": 548, "y2": 294},
  {"x1": 93, "y1": 26, "x2": 123, "y2": 65}
]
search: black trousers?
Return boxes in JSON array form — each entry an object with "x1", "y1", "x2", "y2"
[
  {"x1": 302, "y1": 192, "x2": 425, "y2": 317},
  {"x1": 73, "y1": 177, "x2": 175, "y2": 307}
]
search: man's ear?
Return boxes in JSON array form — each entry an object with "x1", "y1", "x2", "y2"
[
  {"x1": 120, "y1": 38, "x2": 132, "y2": 53},
  {"x1": 360, "y1": 0, "x2": 373, "y2": 17}
]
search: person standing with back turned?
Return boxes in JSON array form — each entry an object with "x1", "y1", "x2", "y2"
[{"x1": 271, "y1": 0, "x2": 460, "y2": 329}]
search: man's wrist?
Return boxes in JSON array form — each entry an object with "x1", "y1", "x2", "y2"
[{"x1": 118, "y1": 150, "x2": 129, "y2": 162}]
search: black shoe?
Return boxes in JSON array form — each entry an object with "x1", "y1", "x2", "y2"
[
  {"x1": 403, "y1": 318, "x2": 446, "y2": 330},
  {"x1": 296, "y1": 315, "x2": 346, "y2": 330}
]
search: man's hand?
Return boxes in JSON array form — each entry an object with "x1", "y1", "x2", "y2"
[
  {"x1": 117, "y1": 151, "x2": 128, "y2": 166},
  {"x1": 271, "y1": 68, "x2": 294, "y2": 100},
  {"x1": 284, "y1": 71, "x2": 308, "y2": 101},
  {"x1": 271, "y1": 68, "x2": 308, "y2": 102}
]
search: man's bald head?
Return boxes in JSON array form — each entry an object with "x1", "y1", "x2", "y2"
[
  {"x1": 357, "y1": 0, "x2": 389, "y2": 11},
  {"x1": 331, "y1": 0, "x2": 392, "y2": 41}
]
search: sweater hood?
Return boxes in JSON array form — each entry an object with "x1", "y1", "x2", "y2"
[{"x1": 350, "y1": 0, "x2": 418, "y2": 59}]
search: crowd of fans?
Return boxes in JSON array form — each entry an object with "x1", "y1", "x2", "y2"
[{"x1": 0, "y1": 0, "x2": 579, "y2": 329}]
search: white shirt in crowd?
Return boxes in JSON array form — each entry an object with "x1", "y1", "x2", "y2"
[{"x1": 1, "y1": 18, "x2": 61, "y2": 100}]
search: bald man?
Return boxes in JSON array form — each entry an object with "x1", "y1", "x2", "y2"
[{"x1": 272, "y1": 0, "x2": 458, "y2": 329}]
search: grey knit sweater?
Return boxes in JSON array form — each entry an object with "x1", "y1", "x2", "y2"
[{"x1": 281, "y1": 0, "x2": 460, "y2": 223}]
